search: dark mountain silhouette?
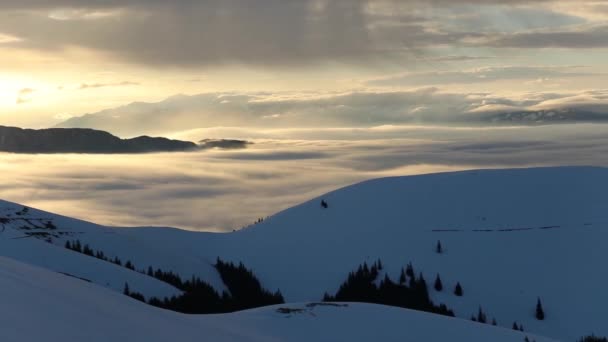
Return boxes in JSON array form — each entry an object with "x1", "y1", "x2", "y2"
[{"x1": 0, "y1": 126, "x2": 197, "y2": 153}]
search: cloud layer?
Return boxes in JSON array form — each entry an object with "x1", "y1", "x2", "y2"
[
  {"x1": 55, "y1": 88, "x2": 608, "y2": 137},
  {"x1": 0, "y1": 0, "x2": 605, "y2": 67},
  {"x1": 1, "y1": 123, "x2": 607, "y2": 232}
]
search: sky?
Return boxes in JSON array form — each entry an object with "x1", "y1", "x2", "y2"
[
  {"x1": 1, "y1": 0, "x2": 607, "y2": 230},
  {"x1": 1, "y1": 0, "x2": 607, "y2": 128}
]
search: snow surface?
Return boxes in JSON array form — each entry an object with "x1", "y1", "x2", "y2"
[
  {"x1": 1, "y1": 166, "x2": 607, "y2": 340},
  {"x1": 0, "y1": 256, "x2": 553, "y2": 342}
]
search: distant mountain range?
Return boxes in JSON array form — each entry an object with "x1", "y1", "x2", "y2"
[
  {"x1": 54, "y1": 92, "x2": 608, "y2": 137},
  {"x1": 0, "y1": 126, "x2": 247, "y2": 153},
  {"x1": 480, "y1": 108, "x2": 608, "y2": 124}
]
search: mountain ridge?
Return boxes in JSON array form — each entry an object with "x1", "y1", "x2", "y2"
[
  {"x1": 0, "y1": 125, "x2": 197, "y2": 153},
  {"x1": 0, "y1": 166, "x2": 606, "y2": 340}
]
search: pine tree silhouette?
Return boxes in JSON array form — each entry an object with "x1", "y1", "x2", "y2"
[
  {"x1": 535, "y1": 297, "x2": 545, "y2": 320},
  {"x1": 436, "y1": 240, "x2": 443, "y2": 254},
  {"x1": 477, "y1": 306, "x2": 487, "y2": 324},
  {"x1": 454, "y1": 282, "x2": 463, "y2": 296},
  {"x1": 399, "y1": 268, "x2": 406, "y2": 285},
  {"x1": 434, "y1": 274, "x2": 443, "y2": 291},
  {"x1": 405, "y1": 262, "x2": 414, "y2": 278}
]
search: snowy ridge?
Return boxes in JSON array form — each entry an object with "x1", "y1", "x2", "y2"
[
  {"x1": 0, "y1": 166, "x2": 607, "y2": 340},
  {"x1": 0, "y1": 256, "x2": 554, "y2": 342}
]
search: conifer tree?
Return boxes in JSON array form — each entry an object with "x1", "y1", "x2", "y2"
[
  {"x1": 477, "y1": 307, "x2": 487, "y2": 324},
  {"x1": 65, "y1": 240, "x2": 71, "y2": 249},
  {"x1": 405, "y1": 262, "x2": 414, "y2": 278},
  {"x1": 434, "y1": 274, "x2": 443, "y2": 291},
  {"x1": 436, "y1": 240, "x2": 443, "y2": 254},
  {"x1": 535, "y1": 297, "x2": 545, "y2": 320},
  {"x1": 454, "y1": 282, "x2": 463, "y2": 296},
  {"x1": 125, "y1": 260, "x2": 135, "y2": 270},
  {"x1": 123, "y1": 282, "x2": 130, "y2": 296},
  {"x1": 512, "y1": 322, "x2": 519, "y2": 330},
  {"x1": 399, "y1": 268, "x2": 406, "y2": 285}
]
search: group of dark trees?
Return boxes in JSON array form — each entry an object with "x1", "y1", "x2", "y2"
[
  {"x1": 64, "y1": 238, "x2": 557, "y2": 333},
  {"x1": 137, "y1": 259, "x2": 284, "y2": 314},
  {"x1": 470, "y1": 306, "x2": 498, "y2": 327},
  {"x1": 64, "y1": 239, "x2": 284, "y2": 314},
  {"x1": 216, "y1": 259, "x2": 284, "y2": 310},
  {"x1": 578, "y1": 336, "x2": 608, "y2": 342},
  {"x1": 323, "y1": 260, "x2": 454, "y2": 317},
  {"x1": 512, "y1": 321, "x2": 525, "y2": 331},
  {"x1": 66, "y1": 240, "x2": 133, "y2": 269}
]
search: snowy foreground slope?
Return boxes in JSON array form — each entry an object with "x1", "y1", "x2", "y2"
[
  {"x1": 1, "y1": 166, "x2": 607, "y2": 340},
  {"x1": 0, "y1": 256, "x2": 552, "y2": 342}
]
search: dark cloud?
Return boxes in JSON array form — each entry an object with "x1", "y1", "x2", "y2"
[
  {"x1": 486, "y1": 25, "x2": 608, "y2": 48},
  {"x1": 0, "y1": 0, "x2": 596, "y2": 68},
  {"x1": 215, "y1": 151, "x2": 330, "y2": 161},
  {"x1": 0, "y1": 0, "x2": 385, "y2": 67}
]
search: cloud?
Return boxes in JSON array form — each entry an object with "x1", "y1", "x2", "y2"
[
  {"x1": 53, "y1": 112, "x2": 73, "y2": 120},
  {"x1": 56, "y1": 88, "x2": 608, "y2": 137},
  {"x1": 78, "y1": 81, "x2": 139, "y2": 90},
  {"x1": 2, "y1": 123, "x2": 608, "y2": 231},
  {"x1": 16, "y1": 88, "x2": 34, "y2": 104},
  {"x1": 0, "y1": 0, "x2": 599, "y2": 68},
  {"x1": 423, "y1": 55, "x2": 495, "y2": 62},
  {"x1": 485, "y1": 24, "x2": 608, "y2": 48},
  {"x1": 366, "y1": 66, "x2": 591, "y2": 87},
  {"x1": 0, "y1": 33, "x2": 20, "y2": 44}
]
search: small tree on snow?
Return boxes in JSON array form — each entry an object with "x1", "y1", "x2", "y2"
[
  {"x1": 477, "y1": 307, "x2": 487, "y2": 324},
  {"x1": 436, "y1": 240, "x2": 443, "y2": 254},
  {"x1": 434, "y1": 274, "x2": 443, "y2": 291},
  {"x1": 454, "y1": 282, "x2": 463, "y2": 296},
  {"x1": 535, "y1": 297, "x2": 545, "y2": 320}
]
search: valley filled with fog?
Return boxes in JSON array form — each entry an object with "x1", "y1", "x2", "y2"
[{"x1": 2, "y1": 123, "x2": 606, "y2": 232}]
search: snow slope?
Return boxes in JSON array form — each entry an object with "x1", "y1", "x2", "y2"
[
  {"x1": 0, "y1": 200, "x2": 225, "y2": 296},
  {"x1": 0, "y1": 166, "x2": 606, "y2": 340},
  {"x1": 0, "y1": 256, "x2": 552, "y2": 342}
]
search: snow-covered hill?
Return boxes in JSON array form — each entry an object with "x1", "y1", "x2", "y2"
[
  {"x1": 1, "y1": 166, "x2": 606, "y2": 340},
  {"x1": 0, "y1": 256, "x2": 552, "y2": 342}
]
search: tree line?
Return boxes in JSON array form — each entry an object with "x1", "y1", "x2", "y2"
[
  {"x1": 65, "y1": 239, "x2": 284, "y2": 314},
  {"x1": 323, "y1": 260, "x2": 455, "y2": 317}
]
